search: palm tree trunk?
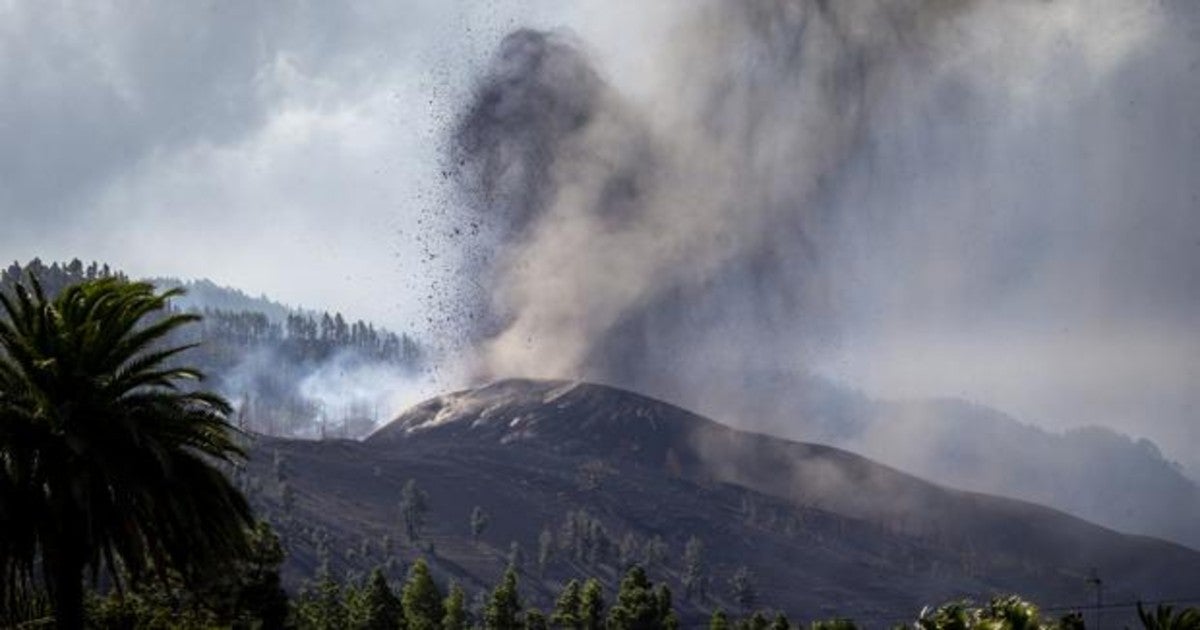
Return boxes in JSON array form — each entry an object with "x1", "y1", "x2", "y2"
[{"x1": 43, "y1": 546, "x2": 84, "y2": 629}]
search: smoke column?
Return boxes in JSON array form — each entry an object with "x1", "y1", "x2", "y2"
[
  {"x1": 450, "y1": 0, "x2": 939, "y2": 383},
  {"x1": 445, "y1": 0, "x2": 1197, "y2": 454}
]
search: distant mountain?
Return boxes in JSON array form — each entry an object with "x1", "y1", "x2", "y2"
[
  {"x1": 150, "y1": 276, "x2": 301, "y2": 323},
  {"x1": 689, "y1": 373, "x2": 1200, "y2": 550},
  {"x1": 854, "y1": 399, "x2": 1200, "y2": 551},
  {"x1": 243, "y1": 379, "x2": 1200, "y2": 625}
]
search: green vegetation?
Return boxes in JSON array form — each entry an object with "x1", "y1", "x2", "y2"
[
  {"x1": 913, "y1": 596, "x2": 1112, "y2": 630},
  {"x1": 486, "y1": 567, "x2": 524, "y2": 629},
  {"x1": 87, "y1": 521, "x2": 289, "y2": 628},
  {"x1": 551, "y1": 579, "x2": 582, "y2": 628},
  {"x1": 0, "y1": 276, "x2": 254, "y2": 627},
  {"x1": 579, "y1": 578, "x2": 606, "y2": 630},
  {"x1": 76, "y1": 555, "x2": 1181, "y2": 630},
  {"x1": 350, "y1": 568, "x2": 404, "y2": 629},
  {"x1": 403, "y1": 559, "x2": 446, "y2": 629},
  {"x1": 606, "y1": 566, "x2": 678, "y2": 629},
  {"x1": 444, "y1": 582, "x2": 469, "y2": 630},
  {"x1": 1137, "y1": 603, "x2": 1200, "y2": 630}
]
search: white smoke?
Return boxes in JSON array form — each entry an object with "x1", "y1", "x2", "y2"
[{"x1": 297, "y1": 351, "x2": 441, "y2": 438}]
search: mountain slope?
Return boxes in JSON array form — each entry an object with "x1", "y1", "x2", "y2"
[
  {"x1": 697, "y1": 373, "x2": 1200, "y2": 549},
  {"x1": 247, "y1": 379, "x2": 1200, "y2": 625}
]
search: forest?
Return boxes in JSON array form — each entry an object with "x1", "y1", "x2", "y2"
[{"x1": 1, "y1": 259, "x2": 423, "y2": 438}]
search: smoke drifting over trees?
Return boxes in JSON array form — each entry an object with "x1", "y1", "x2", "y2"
[{"x1": 1, "y1": 259, "x2": 425, "y2": 438}]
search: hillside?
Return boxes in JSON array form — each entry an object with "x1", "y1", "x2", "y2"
[
  {"x1": 244, "y1": 379, "x2": 1200, "y2": 625},
  {"x1": 150, "y1": 276, "x2": 301, "y2": 323},
  {"x1": 695, "y1": 373, "x2": 1200, "y2": 550}
]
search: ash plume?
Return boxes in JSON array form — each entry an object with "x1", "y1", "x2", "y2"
[
  {"x1": 445, "y1": 0, "x2": 1199, "y2": 472},
  {"x1": 450, "y1": 1, "x2": 934, "y2": 384}
]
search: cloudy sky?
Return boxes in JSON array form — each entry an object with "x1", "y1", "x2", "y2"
[
  {"x1": 2, "y1": 1, "x2": 1198, "y2": 470},
  {"x1": 0, "y1": 1, "x2": 671, "y2": 330}
]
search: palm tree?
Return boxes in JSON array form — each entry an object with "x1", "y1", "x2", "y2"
[
  {"x1": 0, "y1": 277, "x2": 252, "y2": 628},
  {"x1": 1137, "y1": 602, "x2": 1200, "y2": 630}
]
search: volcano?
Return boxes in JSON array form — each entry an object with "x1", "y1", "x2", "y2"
[{"x1": 247, "y1": 379, "x2": 1200, "y2": 624}]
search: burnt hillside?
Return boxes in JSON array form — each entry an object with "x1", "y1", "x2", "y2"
[{"x1": 245, "y1": 379, "x2": 1200, "y2": 625}]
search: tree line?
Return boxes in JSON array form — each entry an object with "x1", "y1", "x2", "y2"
[
  {"x1": 1, "y1": 258, "x2": 420, "y2": 368},
  {"x1": 191, "y1": 308, "x2": 418, "y2": 367},
  {"x1": 2, "y1": 259, "x2": 423, "y2": 438},
  {"x1": 83, "y1": 551, "x2": 1200, "y2": 630}
]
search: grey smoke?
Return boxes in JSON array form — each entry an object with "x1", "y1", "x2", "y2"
[
  {"x1": 449, "y1": 1, "x2": 1200, "y2": 482},
  {"x1": 217, "y1": 345, "x2": 436, "y2": 440}
]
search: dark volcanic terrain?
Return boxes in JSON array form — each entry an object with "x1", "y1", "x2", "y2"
[{"x1": 246, "y1": 379, "x2": 1200, "y2": 625}]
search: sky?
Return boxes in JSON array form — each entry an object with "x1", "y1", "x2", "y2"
[
  {"x1": 2, "y1": 1, "x2": 1198, "y2": 471},
  {"x1": 0, "y1": 1, "x2": 654, "y2": 330}
]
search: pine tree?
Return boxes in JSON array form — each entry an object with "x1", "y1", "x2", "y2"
[
  {"x1": 618, "y1": 533, "x2": 640, "y2": 570},
  {"x1": 562, "y1": 511, "x2": 585, "y2": 563},
  {"x1": 642, "y1": 535, "x2": 668, "y2": 568},
  {"x1": 770, "y1": 612, "x2": 792, "y2": 630},
  {"x1": 682, "y1": 536, "x2": 706, "y2": 601},
  {"x1": 586, "y1": 520, "x2": 610, "y2": 566},
  {"x1": 281, "y1": 481, "x2": 296, "y2": 515},
  {"x1": 381, "y1": 534, "x2": 394, "y2": 566},
  {"x1": 810, "y1": 620, "x2": 857, "y2": 630},
  {"x1": 579, "y1": 578, "x2": 606, "y2": 630},
  {"x1": 740, "y1": 611, "x2": 770, "y2": 630},
  {"x1": 607, "y1": 566, "x2": 663, "y2": 630},
  {"x1": 350, "y1": 568, "x2": 404, "y2": 629},
  {"x1": 273, "y1": 450, "x2": 288, "y2": 484},
  {"x1": 537, "y1": 527, "x2": 555, "y2": 575},
  {"x1": 401, "y1": 559, "x2": 444, "y2": 630},
  {"x1": 525, "y1": 608, "x2": 548, "y2": 630},
  {"x1": 551, "y1": 580, "x2": 583, "y2": 629},
  {"x1": 485, "y1": 568, "x2": 522, "y2": 630},
  {"x1": 443, "y1": 582, "x2": 468, "y2": 630},
  {"x1": 729, "y1": 566, "x2": 756, "y2": 612},
  {"x1": 656, "y1": 584, "x2": 680, "y2": 630},
  {"x1": 1058, "y1": 612, "x2": 1086, "y2": 630},
  {"x1": 508, "y1": 541, "x2": 525, "y2": 571},
  {"x1": 295, "y1": 567, "x2": 348, "y2": 629},
  {"x1": 710, "y1": 609, "x2": 731, "y2": 630},
  {"x1": 471, "y1": 506, "x2": 490, "y2": 542},
  {"x1": 401, "y1": 480, "x2": 430, "y2": 542}
]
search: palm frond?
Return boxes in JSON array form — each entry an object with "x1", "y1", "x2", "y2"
[{"x1": 0, "y1": 275, "x2": 252, "y2": 623}]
